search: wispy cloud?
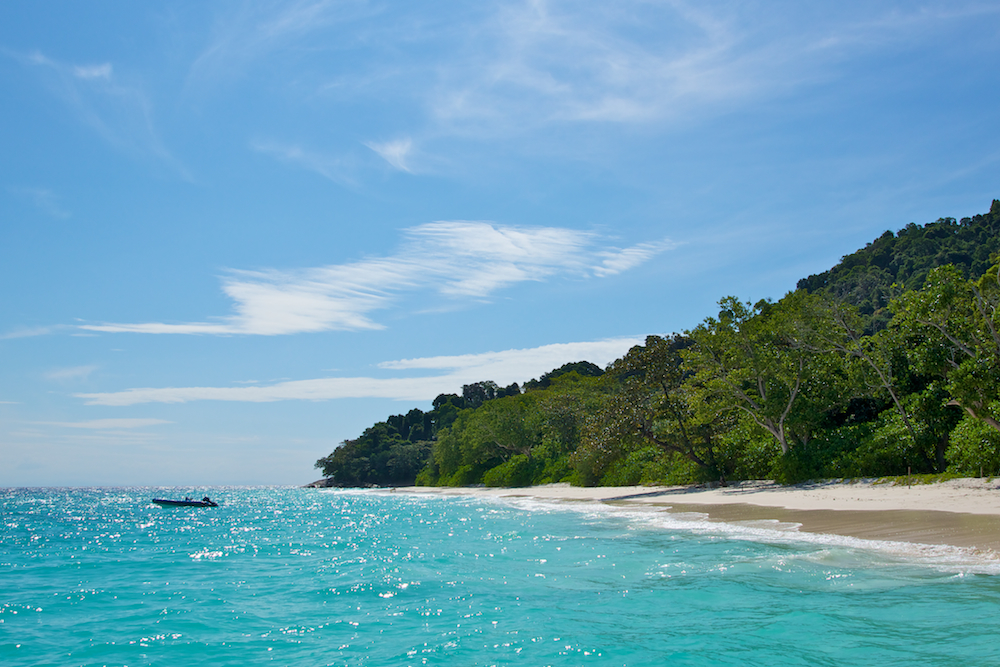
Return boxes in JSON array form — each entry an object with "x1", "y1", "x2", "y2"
[
  {"x1": 183, "y1": 1, "x2": 998, "y2": 175},
  {"x1": 254, "y1": 137, "x2": 415, "y2": 184},
  {"x1": 42, "y1": 418, "x2": 172, "y2": 430},
  {"x1": 16, "y1": 51, "x2": 185, "y2": 174},
  {"x1": 355, "y1": 2, "x2": 1000, "y2": 142},
  {"x1": 8, "y1": 186, "x2": 71, "y2": 219},
  {"x1": 594, "y1": 240, "x2": 680, "y2": 277},
  {"x1": 365, "y1": 138, "x2": 414, "y2": 172},
  {"x1": 251, "y1": 140, "x2": 359, "y2": 186},
  {"x1": 78, "y1": 336, "x2": 642, "y2": 406},
  {"x1": 80, "y1": 221, "x2": 672, "y2": 336},
  {"x1": 189, "y1": 0, "x2": 372, "y2": 84},
  {"x1": 5, "y1": 425, "x2": 167, "y2": 449},
  {"x1": 430, "y1": 0, "x2": 745, "y2": 128},
  {"x1": 426, "y1": 1, "x2": 999, "y2": 133},
  {"x1": 1, "y1": 325, "x2": 66, "y2": 340},
  {"x1": 187, "y1": 0, "x2": 769, "y2": 143},
  {"x1": 73, "y1": 63, "x2": 113, "y2": 80},
  {"x1": 45, "y1": 365, "x2": 98, "y2": 383}
]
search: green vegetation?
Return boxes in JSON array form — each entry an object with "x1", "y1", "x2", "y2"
[
  {"x1": 871, "y1": 472, "x2": 967, "y2": 486},
  {"x1": 316, "y1": 201, "x2": 1000, "y2": 487},
  {"x1": 797, "y1": 200, "x2": 1000, "y2": 331}
]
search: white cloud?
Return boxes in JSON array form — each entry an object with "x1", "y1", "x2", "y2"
[
  {"x1": 73, "y1": 63, "x2": 113, "y2": 80},
  {"x1": 77, "y1": 336, "x2": 643, "y2": 406},
  {"x1": 187, "y1": 1, "x2": 772, "y2": 140},
  {"x1": 421, "y1": 2, "x2": 1000, "y2": 139},
  {"x1": 1, "y1": 325, "x2": 65, "y2": 340},
  {"x1": 379, "y1": 338, "x2": 640, "y2": 374},
  {"x1": 594, "y1": 240, "x2": 680, "y2": 277},
  {"x1": 426, "y1": 1, "x2": 760, "y2": 129},
  {"x1": 44, "y1": 418, "x2": 172, "y2": 429},
  {"x1": 45, "y1": 365, "x2": 98, "y2": 382},
  {"x1": 178, "y1": 0, "x2": 1000, "y2": 183},
  {"x1": 80, "y1": 222, "x2": 672, "y2": 336},
  {"x1": 179, "y1": 0, "x2": 1000, "y2": 165},
  {"x1": 365, "y1": 138, "x2": 414, "y2": 172}
]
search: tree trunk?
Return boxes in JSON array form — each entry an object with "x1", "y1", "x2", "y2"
[{"x1": 936, "y1": 433, "x2": 948, "y2": 473}]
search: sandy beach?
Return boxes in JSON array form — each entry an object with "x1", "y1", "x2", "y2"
[{"x1": 397, "y1": 478, "x2": 1000, "y2": 553}]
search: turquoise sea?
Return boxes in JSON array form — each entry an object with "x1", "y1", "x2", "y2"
[{"x1": 3, "y1": 487, "x2": 1000, "y2": 666}]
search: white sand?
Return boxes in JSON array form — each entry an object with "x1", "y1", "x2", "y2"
[
  {"x1": 397, "y1": 478, "x2": 1000, "y2": 515},
  {"x1": 395, "y1": 479, "x2": 1000, "y2": 551}
]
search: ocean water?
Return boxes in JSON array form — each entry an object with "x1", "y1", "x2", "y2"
[{"x1": 3, "y1": 488, "x2": 1000, "y2": 666}]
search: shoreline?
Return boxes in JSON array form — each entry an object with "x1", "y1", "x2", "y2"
[{"x1": 394, "y1": 478, "x2": 1000, "y2": 553}]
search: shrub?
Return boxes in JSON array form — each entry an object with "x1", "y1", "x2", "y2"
[
  {"x1": 714, "y1": 417, "x2": 781, "y2": 481},
  {"x1": 599, "y1": 447, "x2": 667, "y2": 486},
  {"x1": 482, "y1": 455, "x2": 540, "y2": 487},
  {"x1": 812, "y1": 422, "x2": 875, "y2": 478},
  {"x1": 946, "y1": 413, "x2": 1000, "y2": 476},
  {"x1": 832, "y1": 409, "x2": 928, "y2": 478},
  {"x1": 536, "y1": 453, "x2": 574, "y2": 485},
  {"x1": 414, "y1": 464, "x2": 438, "y2": 486},
  {"x1": 444, "y1": 464, "x2": 483, "y2": 487}
]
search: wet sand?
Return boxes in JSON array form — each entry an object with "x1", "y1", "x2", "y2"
[{"x1": 642, "y1": 502, "x2": 1000, "y2": 552}]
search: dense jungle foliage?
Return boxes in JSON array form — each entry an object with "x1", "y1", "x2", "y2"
[{"x1": 316, "y1": 200, "x2": 1000, "y2": 487}]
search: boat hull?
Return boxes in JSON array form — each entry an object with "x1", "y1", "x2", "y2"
[{"x1": 152, "y1": 498, "x2": 218, "y2": 507}]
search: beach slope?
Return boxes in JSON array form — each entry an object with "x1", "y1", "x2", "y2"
[{"x1": 397, "y1": 478, "x2": 1000, "y2": 552}]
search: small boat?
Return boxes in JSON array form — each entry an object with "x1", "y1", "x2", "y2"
[{"x1": 152, "y1": 497, "x2": 218, "y2": 507}]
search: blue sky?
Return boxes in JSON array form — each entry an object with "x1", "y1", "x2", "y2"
[{"x1": 2, "y1": 1, "x2": 999, "y2": 486}]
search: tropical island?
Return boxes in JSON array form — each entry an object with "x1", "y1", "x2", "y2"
[{"x1": 314, "y1": 200, "x2": 1000, "y2": 490}]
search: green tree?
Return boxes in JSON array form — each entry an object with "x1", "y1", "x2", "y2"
[
  {"x1": 813, "y1": 298, "x2": 921, "y2": 447},
  {"x1": 462, "y1": 393, "x2": 542, "y2": 461},
  {"x1": 315, "y1": 422, "x2": 409, "y2": 486},
  {"x1": 462, "y1": 381, "x2": 501, "y2": 409},
  {"x1": 683, "y1": 292, "x2": 838, "y2": 456},
  {"x1": 582, "y1": 335, "x2": 721, "y2": 479},
  {"x1": 524, "y1": 361, "x2": 604, "y2": 390},
  {"x1": 893, "y1": 262, "x2": 1000, "y2": 433}
]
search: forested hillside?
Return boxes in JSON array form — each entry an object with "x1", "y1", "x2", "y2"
[
  {"x1": 316, "y1": 200, "x2": 1000, "y2": 487},
  {"x1": 798, "y1": 202, "x2": 1000, "y2": 331}
]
